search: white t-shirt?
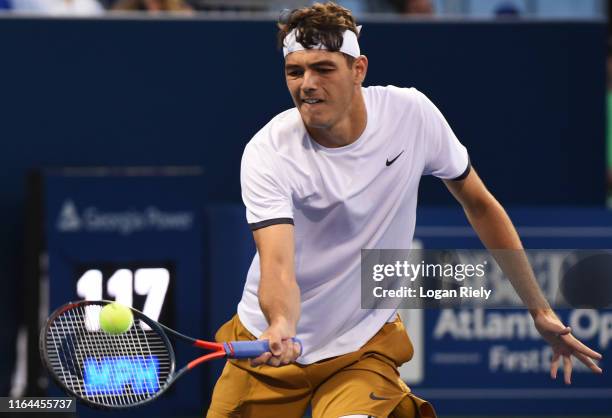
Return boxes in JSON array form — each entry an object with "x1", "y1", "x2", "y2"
[{"x1": 237, "y1": 85, "x2": 469, "y2": 364}]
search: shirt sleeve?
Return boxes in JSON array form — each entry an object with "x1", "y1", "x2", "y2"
[
  {"x1": 418, "y1": 90, "x2": 471, "y2": 180},
  {"x1": 240, "y1": 143, "x2": 294, "y2": 231}
]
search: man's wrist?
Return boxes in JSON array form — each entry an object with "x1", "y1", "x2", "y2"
[
  {"x1": 269, "y1": 316, "x2": 297, "y2": 335},
  {"x1": 529, "y1": 307, "x2": 553, "y2": 319}
]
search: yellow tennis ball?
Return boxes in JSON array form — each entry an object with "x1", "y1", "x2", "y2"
[{"x1": 99, "y1": 302, "x2": 133, "y2": 334}]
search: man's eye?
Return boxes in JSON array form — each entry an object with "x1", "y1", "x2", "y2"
[
  {"x1": 287, "y1": 70, "x2": 303, "y2": 77},
  {"x1": 317, "y1": 68, "x2": 334, "y2": 73}
]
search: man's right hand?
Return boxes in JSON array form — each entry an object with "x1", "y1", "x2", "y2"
[{"x1": 250, "y1": 319, "x2": 301, "y2": 367}]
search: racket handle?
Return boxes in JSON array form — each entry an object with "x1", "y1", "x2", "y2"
[{"x1": 224, "y1": 338, "x2": 302, "y2": 359}]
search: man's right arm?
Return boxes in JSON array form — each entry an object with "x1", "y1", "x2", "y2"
[{"x1": 250, "y1": 223, "x2": 302, "y2": 367}]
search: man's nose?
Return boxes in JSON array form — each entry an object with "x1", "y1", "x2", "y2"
[{"x1": 301, "y1": 70, "x2": 318, "y2": 93}]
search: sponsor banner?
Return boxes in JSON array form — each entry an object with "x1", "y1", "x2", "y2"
[
  {"x1": 43, "y1": 168, "x2": 206, "y2": 417},
  {"x1": 398, "y1": 207, "x2": 612, "y2": 416},
  {"x1": 56, "y1": 199, "x2": 194, "y2": 236}
]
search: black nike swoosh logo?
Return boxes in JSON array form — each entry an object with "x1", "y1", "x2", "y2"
[
  {"x1": 386, "y1": 150, "x2": 404, "y2": 166},
  {"x1": 369, "y1": 391, "x2": 391, "y2": 401}
]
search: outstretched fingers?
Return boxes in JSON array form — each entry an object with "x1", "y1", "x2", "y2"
[
  {"x1": 550, "y1": 352, "x2": 560, "y2": 379},
  {"x1": 563, "y1": 355, "x2": 572, "y2": 385},
  {"x1": 560, "y1": 334, "x2": 603, "y2": 360},
  {"x1": 574, "y1": 351, "x2": 603, "y2": 374}
]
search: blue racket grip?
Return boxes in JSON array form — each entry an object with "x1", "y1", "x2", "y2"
[{"x1": 223, "y1": 338, "x2": 302, "y2": 359}]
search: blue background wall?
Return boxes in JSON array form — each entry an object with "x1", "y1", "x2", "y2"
[
  {"x1": 0, "y1": 18, "x2": 605, "y2": 208},
  {"x1": 0, "y1": 16, "x2": 607, "y2": 413}
]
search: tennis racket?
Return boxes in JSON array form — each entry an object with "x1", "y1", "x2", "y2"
[{"x1": 39, "y1": 300, "x2": 301, "y2": 409}]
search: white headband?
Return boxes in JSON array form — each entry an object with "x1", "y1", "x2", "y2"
[{"x1": 282, "y1": 26, "x2": 362, "y2": 58}]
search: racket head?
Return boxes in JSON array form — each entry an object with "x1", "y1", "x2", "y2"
[{"x1": 39, "y1": 300, "x2": 176, "y2": 409}]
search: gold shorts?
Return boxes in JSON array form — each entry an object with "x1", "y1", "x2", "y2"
[{"x1": 206, "y1": 315, "x2": 436, "y2": 418}]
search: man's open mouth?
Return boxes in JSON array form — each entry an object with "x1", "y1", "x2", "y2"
[{"x1": 302, "y1": 98, "x2": 323, "y2": 104}]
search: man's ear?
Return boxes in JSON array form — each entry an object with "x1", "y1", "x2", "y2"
[{"x1": 354, "y1": 55, "x2": 368, "y2": 85}]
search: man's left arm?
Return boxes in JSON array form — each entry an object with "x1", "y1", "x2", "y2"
[{"x1": 444, "y1": 168, "x2": 603, "y2": 384}]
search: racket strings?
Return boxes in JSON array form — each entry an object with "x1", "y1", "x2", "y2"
[{"x1": 44, "y1": 304, "x2": 172, "y2": 407}]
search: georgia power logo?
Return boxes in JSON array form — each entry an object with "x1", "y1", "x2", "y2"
[
  {"x1": 57, "y1": 200, "x2": 82, "y2": 232},
  {"x1": 56, "y1": 199, "x2": 194, "y2": 235}
]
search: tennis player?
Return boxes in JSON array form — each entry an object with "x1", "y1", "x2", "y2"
[{"x1": 207, "y1": 3, "x2": 603, "y2": 417}]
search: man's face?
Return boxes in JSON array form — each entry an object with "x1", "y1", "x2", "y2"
[{"x1": 284, "y1": 50, "x2": 360, "y2": 130}]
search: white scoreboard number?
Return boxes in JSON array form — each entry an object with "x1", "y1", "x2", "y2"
[{"x1": 76, "y1": 267, "x2": 171, "y2": 331}]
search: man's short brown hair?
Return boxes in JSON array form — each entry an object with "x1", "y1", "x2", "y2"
[{"x1": 277, "y1": 2, "x2": 359, "y2": 62}]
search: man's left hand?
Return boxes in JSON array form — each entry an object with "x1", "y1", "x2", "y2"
[{"x1": 532, "y1": 309, "x2": 603, "y2": 384}]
